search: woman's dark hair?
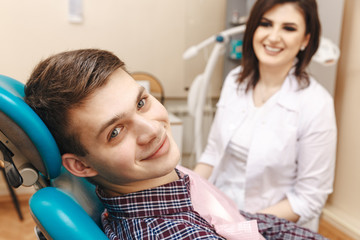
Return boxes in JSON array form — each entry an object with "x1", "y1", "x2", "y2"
[{"x1": 239, "y1": 0, "x2": 321, "y2": 90}]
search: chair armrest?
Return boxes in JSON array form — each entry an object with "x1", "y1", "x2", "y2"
[{"x1": 29, "y1": 187, "x2": 108, "y2": 240}]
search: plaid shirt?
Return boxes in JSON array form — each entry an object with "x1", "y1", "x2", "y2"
[
  {"x1": 241, "y1": 211, "x2": 328, "y2": 240},
  {"x1": 96, "y1": 169, "x2": 225, "y2": 240},
  {"x1": 97, "y1": 168, "x2": 328, "y2": 240}
]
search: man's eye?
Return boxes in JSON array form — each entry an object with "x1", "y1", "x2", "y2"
[
  {"x1": 137, "y1": 98, "x2": 146, "y2": 109},
  {"x1": 110, "y1": 127, "x2": 122, "y2": 139}
]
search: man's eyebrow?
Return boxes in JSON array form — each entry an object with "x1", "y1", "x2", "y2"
[{"x1": 96, "y1": 86, "x2": 145, "y2": 138}]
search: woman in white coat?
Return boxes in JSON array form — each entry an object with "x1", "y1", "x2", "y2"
[{"x1": 194, "y1": 0, "x2": 337, "y2": 231}]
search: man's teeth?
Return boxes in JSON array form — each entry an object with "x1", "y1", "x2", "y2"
[{"x1": 265, "y1": 46, "x2": 281, "y2": 52}]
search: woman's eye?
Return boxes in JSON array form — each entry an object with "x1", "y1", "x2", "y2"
[
  {"x1": 110, "y1": 127, "x2": 122, "y2": 139},
  {"x1": 284, "y1": 26, "x2": 297, "y2": 31},
  {"x1": 259, "y1": 21, "x2": 271, "y2": 27},
  {"x1": 137, "y1": 98, "x2": 146, "y2": 109}
]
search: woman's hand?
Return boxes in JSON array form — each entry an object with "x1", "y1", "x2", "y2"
[
  {"x1": 193, "y1": 163, "x2": 214, "y2": 180},
  {"x1": 258, "y1": 198, "x2": 300, "y2": 222}
]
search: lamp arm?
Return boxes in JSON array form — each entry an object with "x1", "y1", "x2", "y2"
[{"x1": 183, "y1": 25, "x2": 246, "y2": 60}]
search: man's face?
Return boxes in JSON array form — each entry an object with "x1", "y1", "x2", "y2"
[{"x1": 68, "y1": 68, "x2": 180, "y2": 189}]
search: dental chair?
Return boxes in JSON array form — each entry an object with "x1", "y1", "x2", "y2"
[{"x1": 0, "y1": 75, "x2": 108, "y2": 240}]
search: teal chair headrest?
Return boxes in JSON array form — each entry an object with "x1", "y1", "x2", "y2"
[{"x1": 0, "y1": 74, "x2": 61, "y2": 179}]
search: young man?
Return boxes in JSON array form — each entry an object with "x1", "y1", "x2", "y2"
[{"x1": 25, "y1": 49, "x2": 326, "y2": 240}]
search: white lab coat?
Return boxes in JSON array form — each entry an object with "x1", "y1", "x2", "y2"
[{"x1": 198, "y1": 66, "x2": 337, "y2": 230}]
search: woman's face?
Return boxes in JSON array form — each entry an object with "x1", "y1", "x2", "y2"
[{"x1": 252, "y1": 3, "x2": 310, "y2": 70}]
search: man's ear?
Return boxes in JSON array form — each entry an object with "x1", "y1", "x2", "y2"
[{"x1": 62, "y1": 153, "x2": 98, "y2": 177}]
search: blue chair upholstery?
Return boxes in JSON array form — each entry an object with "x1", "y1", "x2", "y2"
[{"x1": 0, "y1": 75, "x2": 107, "y2": 240}]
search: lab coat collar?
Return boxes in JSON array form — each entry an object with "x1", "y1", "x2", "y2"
[
  {"x1": 275, "y1": 67, "x2": 301, "y2": 112},
  {"x1": 233, "y1": 65, "x2": 301, "y2": 112}
]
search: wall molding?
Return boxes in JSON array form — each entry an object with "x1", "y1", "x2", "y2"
[{"x1": 322, "y1": 205, "x2": 360, "y2": 240}]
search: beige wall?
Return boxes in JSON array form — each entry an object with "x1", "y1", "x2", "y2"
[
  {"x1": 0, "y1": 0, "x2": 225, "y2": 98},
  {"x1": 324, "y1": 0, "x2": 360, "y2": 238}
]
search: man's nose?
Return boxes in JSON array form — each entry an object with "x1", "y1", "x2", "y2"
[{"x1": 135, "y1": 116, "x2": 161, "y2": 145}]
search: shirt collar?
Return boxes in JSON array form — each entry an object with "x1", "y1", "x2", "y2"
[
  {"x1": 275, "y1": 67, "x2": 302, "y2": 111},
  {"x1": 238, "y1": 67, "x2": 300, "y2": 111},
  {"x1": 96, "y1": 169, "x2": 193, "y2": 219}
]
